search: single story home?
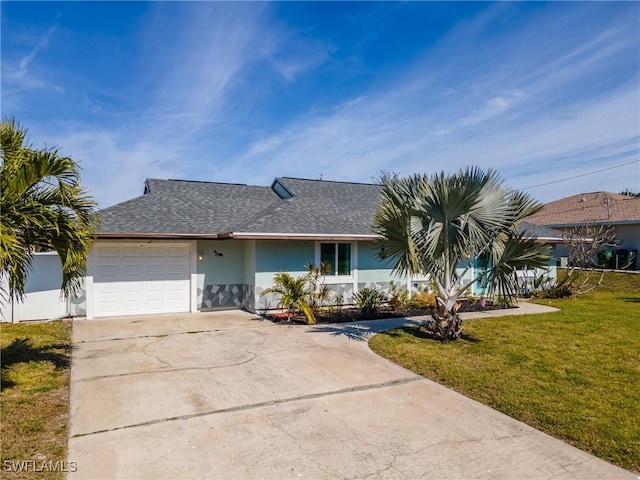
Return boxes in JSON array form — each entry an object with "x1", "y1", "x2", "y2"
[
  {"x1": 72, "y1": 177, "x2": 560, "y2": 319},
  {"x1": 526, "y1": 191, "x2": 640, "y2": 269}
]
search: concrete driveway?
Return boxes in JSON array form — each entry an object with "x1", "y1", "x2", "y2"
[{"x1": 68, "y1": 310, "x2": 634, "y2": 479}]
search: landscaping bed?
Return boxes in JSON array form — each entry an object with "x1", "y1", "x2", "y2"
[{"x1": 262, "y1": 298, "x2": 516, "y2": 325}]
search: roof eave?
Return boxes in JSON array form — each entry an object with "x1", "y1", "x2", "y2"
[
  {"x1": 540, "y1": 220, "x2": 640, "y2": 227},
  {"x1": 228, "y1": 232, "x2": 382, "y2": 241},
  {"x1": 95, "y1": 233, "x2": 221, "y2": 240}
]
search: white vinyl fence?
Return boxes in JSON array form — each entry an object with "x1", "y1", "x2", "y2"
[{"x1": 1, "y1": 252, "x2": 85, "y2": 323}]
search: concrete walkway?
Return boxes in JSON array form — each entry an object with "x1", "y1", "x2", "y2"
[{"x1": 67, "y1": 305, "x2": 635, "y2": 480}]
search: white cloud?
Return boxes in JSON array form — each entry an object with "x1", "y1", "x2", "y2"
[
  {"x1": 12, "y1": 24, "x2": 57, "y2": 80},
  {"x1": 39, "y1": 129, "x2": 184, "y2": 208},
  {"x1": 5, "y1": 2, "x2": 638, "y2": 207}
]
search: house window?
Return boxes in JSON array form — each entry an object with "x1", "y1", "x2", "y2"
[{"x1": 320, "y1": 243, "x2": 351, "y2": 276}]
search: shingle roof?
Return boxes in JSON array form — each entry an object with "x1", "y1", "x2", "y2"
[
  {"x1": 516, "y1": 222, "x2": 562, "y2": 241},
  {"x1": 526, "y1": 191, "x2": 640, "y2": 226},
  {"x1": 97, "y1": 179, "x2": 279, "y2": 236},
  {"x1": 96, "y1": 176, "x2": 562, "y2": 242},
  {"x1": 232, "y1": 177, "x2": 383, "y2": 236}
]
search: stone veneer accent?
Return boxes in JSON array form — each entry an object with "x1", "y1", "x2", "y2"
[
  {"x1": 358, "y1": 281, "x2": 393, "y2": 297},
  {"x1": 255, "y1": 286, "x2": 280, "y2": 311},
  {"x1": 242, "y1": 284, "x2": 256, "y2": 311},
  {"x1": 326, "y1": 283, "x2": 354, "y2": 304},
  {"x1": 201, "y1": 284, "x2": 243, "y2": 309}
]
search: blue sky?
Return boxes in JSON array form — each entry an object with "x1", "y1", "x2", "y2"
[{"x1": 2, "y1": 1, "x2": 639, "y2": 208}]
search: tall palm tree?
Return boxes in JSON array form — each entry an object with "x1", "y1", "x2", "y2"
[
  {"x1": 372, "y1": 167, "x2": 551, "y2": 340},
  {"x1": 1, "y1": 118, "x2": 98, "y2": 305}
]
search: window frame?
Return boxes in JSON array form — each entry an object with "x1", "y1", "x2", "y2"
[{"x1": 315, "y1": 241, "x2": 356, "y2": 283}]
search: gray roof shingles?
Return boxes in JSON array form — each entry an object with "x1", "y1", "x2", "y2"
[
  {"x1": 97, "y1": 179, "x2": 279, "y2": 236},
  {"x1": 97, "y1": 176, "x2": 562, "y2": 241},
  {"x1": 233, "y1": 178, "x2": 383, "y2": 235}
]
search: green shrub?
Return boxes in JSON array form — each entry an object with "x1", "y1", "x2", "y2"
[
  {"x1": 354, "y1": 287, "x2": 385, "y2": 315},
  {"x1": 531, "y1": 282, "x2": 576, "y2": 299},
  {"x1": 410, "y1": 290, "x2": 437, "y2": 310},
  {"x1": 388, "y1": 281, "x2": 409, "y2": 311}
]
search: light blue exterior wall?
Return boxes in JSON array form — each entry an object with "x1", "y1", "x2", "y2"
[
  {"x1": 243, "y1": 240, "x2": 256, "y2": 286},
  {"x1": 357, "y1": 242, "x2": 407, "y2": 295},
  {"x1": 194, "y1": 238, "x2": 559, "y2": 312},
  {"x1": 254, "y1": 240, "x2": 315, "y2": 311},
  {"x1": 197, "y1": 240, "x2": 246, "y2": 309}
]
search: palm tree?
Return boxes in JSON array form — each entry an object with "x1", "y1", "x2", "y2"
[
  {"x1": 372, "y1": 167, "x2": 551, "y2": 341},
  {"x1": 261, "y1": 272, "x2": 312, "y2": 324},
  {"x1": 1, "y1": 118, "x2": 98, "y2": 306}
]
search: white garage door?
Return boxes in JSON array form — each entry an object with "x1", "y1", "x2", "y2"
[{"x1": 93, "y1": 243, "x2": 191, "y2": 318}]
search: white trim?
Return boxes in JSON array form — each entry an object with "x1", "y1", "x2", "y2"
[
  {"x1": 86, "y1": 249, "x2": 95, "y2": 320},
  {"x1": 314, "y1": 240, "x2": 356, "y2": 283},
  {"x1": 352, "y1": 242, "x2": 359, "y2": 296},
  {"x1": 532, "y1": 236, "x2": 565, "y2": 243},
  {"x1": 189, "y1": 240, "x2": 198, "y2": 313},
  {"x1": 233, "y1": 232, "x2": 380, "y2": 241}
]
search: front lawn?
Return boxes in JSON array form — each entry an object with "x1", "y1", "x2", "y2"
[
  {"x1": 1, "y1": 320, "x2": 72, "y2": 479},
  {"x1": 369, "y1": 272, "x2": 640, "y2": 473}
]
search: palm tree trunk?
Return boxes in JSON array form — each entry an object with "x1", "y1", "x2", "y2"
[{"x1": 426, "y1": 308, "x2": 463, "y2": 341}]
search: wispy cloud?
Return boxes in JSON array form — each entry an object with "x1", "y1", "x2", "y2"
[
  {"x1": 15, "y1": 25, "x2": 57, "y2": 78},
  {"x1": 219, "y1": 3, "x2": 639, "y2": 200},
  {"x1": 3, "y1": 2, "x2": 638, "y2": 207}
]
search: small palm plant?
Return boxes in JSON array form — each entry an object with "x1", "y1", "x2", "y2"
[
  {"x1": 353, "y1": 287, "x2": 385, "y2": 316},
  {"x1": 304, "y1": 261, "x2": 332, "y2": 317},
  {"x1": 261, "y1": 262, "x2": 333, "y2": 325},
  {"x1": 260, "y1": 273, "x2": 309, "y2": 323}
]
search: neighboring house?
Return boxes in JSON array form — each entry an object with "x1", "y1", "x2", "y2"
[
  {"x1": 1, "y1": 177, "x2": 563, "y2": 321},
  {"x1": 526, "y1": 191, "x2": 640, "y2": 267}
]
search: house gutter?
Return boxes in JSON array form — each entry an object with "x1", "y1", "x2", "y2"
[
  {"x1": 541, "y1": 220, "x2": 640, "y2": 227},
  {"x1": 225, "y1": 232, "x2": 383, "y2": 241},
  {"x1": 530, "y1": 236, "x2": 564, "y2": 244},
  {"x1": 95, "y1": 233, "x2": 221, "y2": 239},
  {"x1": 96, "y1": 231, "x2": 560, "y2": 242}
]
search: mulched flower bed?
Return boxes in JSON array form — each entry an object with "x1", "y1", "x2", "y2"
[{"x1": 262, "y1": 299, "x2": 516, "y2": 325}]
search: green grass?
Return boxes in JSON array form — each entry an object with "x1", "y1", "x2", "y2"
[
  {"x1": 1, "y1": 320, "x2": 72, "y2": 480},
  {"x1": 369, "y1": 272, "x2": 640, "y2": 473}
]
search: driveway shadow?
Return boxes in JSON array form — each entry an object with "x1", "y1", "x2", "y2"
[{"x1": 308, "y1": 318, "x2": 424, "y2": 341}]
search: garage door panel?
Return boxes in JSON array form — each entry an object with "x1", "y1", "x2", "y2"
[
  {"x1": 146, "y1": 264, "x2": 165, "y2": 276},
  {"x1": 145, "y1": 281, "x2": 165, "y2": 293},
  {"x1": 146, "y1": 247, "x2": 166, "y2": 257},
  {"x1": 97, "y1": 246, "x2": 120, "y2": 258},
  {"x1": 168, "y1": 247, "x2": 188, "y2": 257},
  {"x1": 123, "y1": 247, "x2": 143, "y2": 258},
  {"x1": 123, "y1": 265, "x2": 143, "y2": 276},
  {"x1": 167, "y1": 264, "x2": 188, "y2": 276},
  {"x1": 93, "y1": 243, "x2": 190, "y2": 318},
  {"x1": 97, "y1": 265, "x2": 120, "y2": 278}
]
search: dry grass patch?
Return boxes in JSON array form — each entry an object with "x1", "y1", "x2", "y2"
[
  {"x1": 1, "y1": 320, "x2": 72, "y2": 479},
  {"x1": 369, "y1": 272, "x2": 640, "y2": 473}
]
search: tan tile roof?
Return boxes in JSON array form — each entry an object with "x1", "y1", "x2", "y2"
[{"x1": 526, "y1": 192, "x2": 640, "y2": 226}]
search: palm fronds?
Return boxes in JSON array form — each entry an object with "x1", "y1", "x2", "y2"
[{"x1": 1, "y1": 118, "x2": 98, "y2": 303}]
